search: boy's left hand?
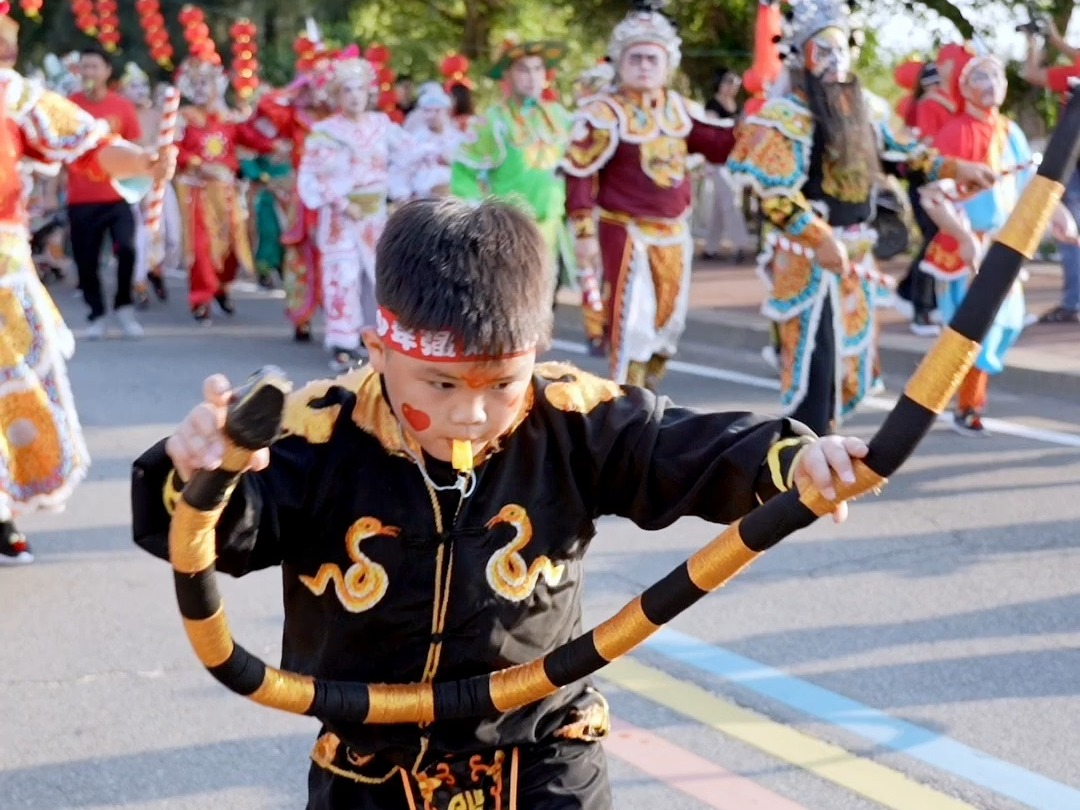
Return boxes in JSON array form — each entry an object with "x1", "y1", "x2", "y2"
[{"x1": 791, "y1": 435, "x2": 870, "y2": 524}]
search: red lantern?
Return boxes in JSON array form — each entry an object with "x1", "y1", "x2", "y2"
[
  {"x1": 20, "y1": 0, "x2": 43, "y2": 20},
  {"x1": 440, "y1": 53, "x2": 473, "y2": 91},
  {"x1": 71, "y1": 0, "x2": 98, "y2": 36},
  {"x1": 365, "y1": 43, "x2": 389, "y2": 69}
]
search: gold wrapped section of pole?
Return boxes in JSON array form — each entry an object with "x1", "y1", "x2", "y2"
[
  {"x1": 169, "y1": 442, "x2": 255, "y2": 574},
  {"x1": 182, "y1": 606, "x2": 234, "y2": 668},
  {"x1": 366, "y1": 683, "x2": 437, "y2": 724},
  {"x1": 905, "y1": 327, "x2": 982, "y2": 414},
  {"x1": 170, "y1": 507, "x2": 221, "y2": 574},
  {"x1": 489, "y1": 659, "x2": 559, "y2": 713},
  {"x1": 799, "y1": 461, "x2": 888, "y2": 517},
  {"x1": 686, "y1": 523, "x2": 758, "y2": 591},
  {"x1": 250, "y1": 669, "x2": 318, "y2": 714},
  {"x1": 996, "y1": 176, "x2": 1065, "y2": 259},
  {"x1": 593, "y1": 597, "x2": 659, "y2": 661}
]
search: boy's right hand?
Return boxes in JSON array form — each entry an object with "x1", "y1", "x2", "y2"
[{"x1": 165, "y1": 375, "x2": 271, "y2": 481}]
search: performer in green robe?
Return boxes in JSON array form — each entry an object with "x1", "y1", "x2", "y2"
[{"x1": 451, "y1": 38, "x2": 574, "y2": 291}]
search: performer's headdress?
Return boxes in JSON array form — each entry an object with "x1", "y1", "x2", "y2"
[
  {"x1": 325, "y1": 56, "x2": 377, "y2": 98},
  {"x1": 176, "y1": 56, "x2": 227, "y2": 101},
  {"x1": 776, "y1": 0, "x2": 863, "y2": 68},
  {"x1": 416, "y1": 81, "x2": 451, "y2": 109},
  {"x1": 487, "y1": 35, "x2": 565, "y2": 80},
  {"x1": 607, "y1": 0, "x2": 682, "y2": 73},
  {"x1": 120, "y1": 62, "x2": 150, "y2": 88}
]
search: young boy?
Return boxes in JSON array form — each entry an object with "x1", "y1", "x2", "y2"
[{"x1": 131, "y1": 198, "x2": 867, "y2": 809}]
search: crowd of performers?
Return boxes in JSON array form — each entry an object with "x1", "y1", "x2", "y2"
[{"x1": 3, "y1": 0, "x2": 1075, "y2": 571}]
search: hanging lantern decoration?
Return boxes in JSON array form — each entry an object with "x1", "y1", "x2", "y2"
[
  {"x1": 294, "y1": 34, "x2": 318, "y2": 73},
  {"x1": 71, "y1": 0, "x2": 98, "y2": 37},
  {"x1": 136, "y1": 0, "x2": 173, "y2": 69},
  {"x1": 376, "y1": 64, "x2": 403, "y2": 124},
  {"x1": 230, "y1": 18, "x2": 259, "y2": 101},
  {"x1": 179, "y1": 4, "x2": 218, "y2": 65},
  {"x1": 19, "y1": 0, "x2": 43, "y2": 21},
  {"x1": 95, "y1": 0, "x2": 121, "y2": 51},
  {"x1": 440, "y1": 53, "x2": 472, "y2": 92},
  {"x1": 364, "y1": 43, "x2": 389, "y2": 70}
]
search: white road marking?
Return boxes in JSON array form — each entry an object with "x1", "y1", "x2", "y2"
[{"x1": 549, "y1": 339, "x2": 1080, "y2": 449}]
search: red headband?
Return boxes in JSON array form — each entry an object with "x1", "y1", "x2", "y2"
[{"x1": 375, "y1": 306, "x2": 531, "y2": 362}]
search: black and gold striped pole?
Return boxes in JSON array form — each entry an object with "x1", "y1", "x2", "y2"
[{"x1": 168, "y1": 91, "x2": 1080, "y2": 725}]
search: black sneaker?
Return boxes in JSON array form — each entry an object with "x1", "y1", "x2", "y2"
[
  {"x1": 1038, "y1": 306, "x2": 1080, "y2": 324},
  {"x1": 951, "y1": 410, "x2": 988, "y2": 437},
  {"x1": 148, "y1": 272, "x2": 168, "y2": 302},
  {"x1": 0, "y1": 523, "x2": 33, "y2": 565},
  {"x1": 910, "y1": 312, "x2": 941, "y2": 337},
  {"x1": 214, "y1": 292, "x2": 235, "y2": 316},
  {"x1": 192, "y1": 304, "x2": 211, "y2": 325},
  {"x1": 294, "y1": 324, "x2": 312, "y2": 343}
]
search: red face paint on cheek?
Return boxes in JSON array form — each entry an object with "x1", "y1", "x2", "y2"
[{"x1": 401, "y1": 403, "x2": 432, "y2": 432}]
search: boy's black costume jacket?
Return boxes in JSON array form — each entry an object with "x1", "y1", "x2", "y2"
[{"x1": 132, "y1": 362, "x2": 811, "y2": 786}]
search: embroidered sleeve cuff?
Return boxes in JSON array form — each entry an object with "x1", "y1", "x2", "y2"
[
  {"x1": 787, "y1": 210, "x2": 815, "y2": 237},
  {"x1": 931, "y1": 157, "x2": 957, "y2": 181},
  {"x1": 755, "y1": 436, "x2": 815, "y2": 504},
  {"x1": 572, "y1": 215, "x2": 597, "y2": 238},
  {"x1": 163, "y1": 468, "x2": 185, "y2": 517}
]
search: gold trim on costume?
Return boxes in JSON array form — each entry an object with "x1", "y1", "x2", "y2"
[
  {"x1": 163, "y1": 469, "x2": 184, "y2": 516},
  {"x1": 765, "y1": 437, "x2": 806, "y2": 493},
  {"x1": 996, "y1": 175, "x2": 1065, "y2": 259},
  {"x1": 904, "y1": 327, "x2": 982, "y2": 414}
]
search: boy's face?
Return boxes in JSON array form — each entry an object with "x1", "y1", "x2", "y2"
[{"x1": 366, "y1": 334, "x2": 537, "y2": 463}]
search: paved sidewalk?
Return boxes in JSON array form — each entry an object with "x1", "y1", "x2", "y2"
[{"x1": 680, "y1": 255, "x2": 1080, "y2": 398}]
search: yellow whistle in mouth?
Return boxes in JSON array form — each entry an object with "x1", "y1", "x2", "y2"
[{"x1": 452, "y1": 440, "x2": 474, "y2": 473}]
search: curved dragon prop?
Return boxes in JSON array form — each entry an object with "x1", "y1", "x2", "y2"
[{"x1": 168, "y1": 93, "x2": 1080, "y2": 725}]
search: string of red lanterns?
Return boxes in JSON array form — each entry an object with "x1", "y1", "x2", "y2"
[
  {"x1": 95, "y1": 0, "x2": 121, "y2": 52},
  {"x1": 178, "y1": 4, "x2": 219, "y2": 65},
  {"x1": 136, "y1": 0, "x2": 173, "y2": 69},
  {"x1": 70, "y1": 0, "x2": 98, "y2": 37},
  {"x1": 230, "y1": 18, "x2": 259, "y2": 101}
]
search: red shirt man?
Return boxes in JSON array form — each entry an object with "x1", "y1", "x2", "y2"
[
  {"x1": 66, "y1": 46, "x2": 145, "y2": 337},
  {"x1": 69, "y1": 86, "x2": 141, "y2": 204}
]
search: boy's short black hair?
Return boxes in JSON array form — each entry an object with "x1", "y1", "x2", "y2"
[
  {"x1": 376, "y1": 198, "x2": 554, "y2": 357},
  {"x1": 79, "y1": 45, "x2": 113, "y2": 72}
]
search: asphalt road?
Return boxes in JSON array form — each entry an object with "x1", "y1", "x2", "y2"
[{"x1": 2, "y1": 276, "x2": 1079, "y2": 810}]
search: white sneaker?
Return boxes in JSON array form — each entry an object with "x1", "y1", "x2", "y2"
[
  {"x1": 81, "y1": 317, "x2": 109, "y2": 341},
  {"x1": 114, "y1": 305, "x2": 144, "y2": 339}
]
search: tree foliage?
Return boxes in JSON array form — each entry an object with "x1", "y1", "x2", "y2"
[{"x1": 7, "y1": 0, "x2": 1073, "y2": 106}]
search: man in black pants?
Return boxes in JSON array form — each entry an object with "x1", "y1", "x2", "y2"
[{"x1": 68, "y1": 46, "x2": 144, "y2": 340}]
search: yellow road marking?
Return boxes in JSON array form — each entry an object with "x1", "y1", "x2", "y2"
[{"x1": 602, "y1": 658, "x2": 979, "y2": 810}]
